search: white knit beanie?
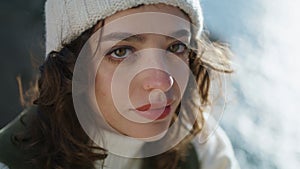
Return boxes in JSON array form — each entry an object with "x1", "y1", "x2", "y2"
[{"x1": 45, "y1": 0, "x2": 203, "y2": 55}]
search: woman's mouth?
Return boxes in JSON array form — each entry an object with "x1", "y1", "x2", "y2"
[{"x1": 135, "y1": 102, "x2": 172, "y2": 121}]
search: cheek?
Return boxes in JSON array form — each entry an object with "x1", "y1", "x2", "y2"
[
  {"x1": 95, "y1": 77, "x2": 108, "y2": 98},
  {"x1": 95, "y1": 74, "x2": 108, "y2": 97},
  {"x1": 95, "y1": 62, "x2": 115, "y2": 104}
]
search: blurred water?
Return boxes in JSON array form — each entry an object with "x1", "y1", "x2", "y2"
[{"x1": 202, "y1": 0, "x2": 300, "y2": 169}]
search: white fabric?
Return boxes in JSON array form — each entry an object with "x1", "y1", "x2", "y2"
[
  {"x1": 95, "y1": 153, "x2": 142, "y2": 169},
  {"x1": 94, "y1": 127, "x2": 145, "y2": 158},
  {"x1": 94, "y1": 128, "x2": 144, "y2": 169},
  {"x1": 94, "y1": 126, "x2": 240, "y2": 169},
  {"x1": 45, "y1": 0, "x2": 203, "y2": 55},
  {"x1": 193, "y1": 127, "x2": 241, "y2": 169}
]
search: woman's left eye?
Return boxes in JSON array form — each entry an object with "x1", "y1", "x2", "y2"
[
  {"x1": 108, "y1": 46, "x2": 134, "y2": 59},
  {"x1": 168, "y1": 42, "x2": 187, "y2": 54}
]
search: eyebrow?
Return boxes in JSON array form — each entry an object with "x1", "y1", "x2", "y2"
[
  {"x1": 168, "y1": 29, "x2": 191, "y2": 40},
  {"x1": 101, "y1": 29, "x2": 191, "y2": 42},
  {"x1": 102, "y1": 32, "x2": 144, "y2": 42}
]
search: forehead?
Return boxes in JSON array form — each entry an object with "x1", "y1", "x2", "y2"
[{"x1": 99, "y1": 4, "x2": 192, "y2": 37}]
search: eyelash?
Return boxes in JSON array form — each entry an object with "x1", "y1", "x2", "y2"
[
  {"x1": 105, "y1": 45, "x2": 135, "y2": 63},
  {"x1": 168, "y1": 42, "x2": 188, "y2": 54},
  {"x1": 105, "y1": 42, "x2": 189, "y2": 63}
]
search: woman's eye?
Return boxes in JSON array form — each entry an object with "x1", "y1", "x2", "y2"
[
  {"x1": 168, "y1": 43, "x2": 187, "y2": 54},
  {"x1": 108, "y1": 46, "x2": 134, "y2": 59}
]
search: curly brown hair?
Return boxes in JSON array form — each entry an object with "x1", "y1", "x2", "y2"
[{"x1": 15, "y1": 18, "x2": 232, "y2": 169}]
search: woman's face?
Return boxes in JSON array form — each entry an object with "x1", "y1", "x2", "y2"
[{"x1": 94, "y1": 4, "x2": 192, "y2": 139}]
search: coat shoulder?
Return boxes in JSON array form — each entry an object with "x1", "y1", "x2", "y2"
[{"x1": 0, "y1": 106, "x2": 38, "y2": 169}]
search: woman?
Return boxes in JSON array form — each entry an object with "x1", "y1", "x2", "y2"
[{"x1": 0, "y1": 0, "x2": 239, "y2": 169}]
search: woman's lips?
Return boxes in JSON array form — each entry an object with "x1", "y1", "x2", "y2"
[
  {"x1": 136, "y1": 104, "x2": 151, "y2": 111},
  {"x1": 135, "y1": 103, "x2": 172, "y2": 121}
]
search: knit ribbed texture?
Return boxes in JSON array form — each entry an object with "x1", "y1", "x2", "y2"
[{"x1": 45, "y1": 0, "x2": 203, "y2": 55}]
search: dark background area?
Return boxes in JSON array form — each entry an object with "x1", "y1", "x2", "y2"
[{"x1": 0, "y1": 0, "x2": 45, "y2": 128}]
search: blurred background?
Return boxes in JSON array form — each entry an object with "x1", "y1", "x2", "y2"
[
  {"x1": 0, "y1": 0, "x2": 299, "y2": 169},
  {"x1": 0, "y1": 0, "x2": 44, "y2": 126}
]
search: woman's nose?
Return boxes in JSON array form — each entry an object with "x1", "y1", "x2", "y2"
[{"x1": 142, "y1": 69, "x2": 174, "y2": 92}]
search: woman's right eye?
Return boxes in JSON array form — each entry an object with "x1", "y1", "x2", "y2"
[{"x1": 107, "y1": 46, "x2": 134, "y2": 60}]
